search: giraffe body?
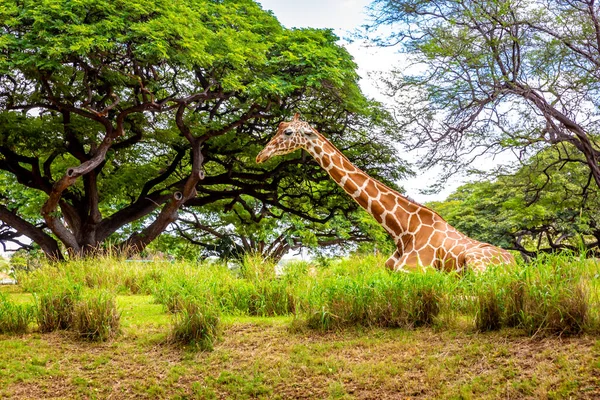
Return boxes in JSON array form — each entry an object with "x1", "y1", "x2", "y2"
[{"x1": 256, "y1": 114, "x2": 514, "y2": 272}]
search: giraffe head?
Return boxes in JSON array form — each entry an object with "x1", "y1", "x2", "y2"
[{"x1": 256, "y1": 113, "x2": 318, "y2": 163}]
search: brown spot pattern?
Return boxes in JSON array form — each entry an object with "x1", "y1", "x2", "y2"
[{"x1": 256, "y1": 115, "x2": 516, "y2": 272}]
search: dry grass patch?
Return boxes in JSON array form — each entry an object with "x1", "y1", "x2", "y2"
[{"x1": 1, "y1": 318, "x2": 599, "y2": 399}]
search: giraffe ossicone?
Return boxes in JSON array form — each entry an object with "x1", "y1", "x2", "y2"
[{"x1": 256, "y1": 114, "x2": 515, "y2": 272}]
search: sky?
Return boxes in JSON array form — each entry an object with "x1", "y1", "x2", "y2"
[{"x1": 258, "y1": 0, "x2": 461, "y2": 203}]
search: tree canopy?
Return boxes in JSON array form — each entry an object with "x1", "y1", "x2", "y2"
[
  {"x1": 367, "y1": 0, "x2": 600, "y2": 189},
  {"x1": 0, "y1": 0, "x2": 409, "y2": 259}
]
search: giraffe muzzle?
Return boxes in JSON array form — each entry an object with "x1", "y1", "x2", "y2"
[{"x1": 256, "y1": 149, "x2": 269, "y2": 164}]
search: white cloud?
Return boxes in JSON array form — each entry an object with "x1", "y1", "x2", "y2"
[{"x1": 258, "y1": 0, "x2": 371, "y2": 32}]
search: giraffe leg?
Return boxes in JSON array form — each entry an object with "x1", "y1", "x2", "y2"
[
  {"x1": 390, "y1": 251, "x2": 422, "y2": 272},
  {"x1": 385, "y1": 250, "x2": 402, "y2": 270}
]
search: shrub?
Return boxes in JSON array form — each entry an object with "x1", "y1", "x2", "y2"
[
  {"x1": 170, "y1": 296, "x2": 221, "y2": 351},
  {"x1": 0, "y1": 293, "x2": 33, "y2": 334},
  {"x1": 72, "y1": 290, "x2": 120, "y2": 341}
]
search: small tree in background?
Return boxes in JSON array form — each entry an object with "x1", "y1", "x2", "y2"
[{"x1": 429, "y1": 145, "x2": 600, "y2": 258}]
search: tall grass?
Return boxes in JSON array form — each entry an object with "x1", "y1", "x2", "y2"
[
  {"x1": 469, "y1": 254, "x2": 594, "y2": 335},
  {"x1": 0, "y1": 293, "x2": 34, "y2": 334},
  {"x1": 36, "y1": 281, "x2": 82, "y2": 332},
  {"x1": 13, "y1": 251, "x2": 600, "y2": 338},
  {"x1": 18, "y1": 257, "x2": 165, "y2": 295},
  {"x1": 152, "y1": 256, "x2": 295, "y2": 317},
  {"x1": 297, "y1": 257, "x2": 453, "y2": 330},
  {"x1": 72, "y1": 290, "x2": 120, "y2": 341},
  {"x1": 169, "y1": 295, "x2": 221, "y2": 351}
]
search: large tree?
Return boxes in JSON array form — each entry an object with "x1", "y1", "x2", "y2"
[
  {"x1": 0, "y1": 0, "x2": 408, "y2": 259},
  {"x1": 367, "y1": 0, "x2": 600, "y2": 188}
]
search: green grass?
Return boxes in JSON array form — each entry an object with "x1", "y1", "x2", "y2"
[
  {"x1": 0, "y1": 287, "x2": 599, "y2": 398},
  {"x1": 0, "y1": 292, "x2": 34, "y2": 334},
  {"x1": 5, "y1": 252, "x2": 600, "y2": 336},
  {"x1": 35, "y1": 281, "x2": 82, "y2": 332},
  {"x1": 169, "y1": 295, "x2": 221, "y2": 350},
  {"x1": 72, "y1": 289, "x2": 121, "y2": 341}
]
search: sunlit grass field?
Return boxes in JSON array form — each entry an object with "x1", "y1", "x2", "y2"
[{"x1": 1, "y1": 254, "x2": 599, "y2": 398}]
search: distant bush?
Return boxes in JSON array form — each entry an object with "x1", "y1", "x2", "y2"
[{"x1": 0, "y1": 293, "x2": 34, "y2": 334}]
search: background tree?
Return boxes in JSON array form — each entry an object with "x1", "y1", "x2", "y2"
[
  {"x1": 367, "y1": 0, "x2": 600, "y2": 189},
  {"x1": 0, "y1": 0, "x2": 410, "y2": 259},
  {"x1": 429, "y1": 144, "x2": 600, "y2": 257},
  {"x1": 165, "y1": 204, "x2": 376, "y2": 263}
]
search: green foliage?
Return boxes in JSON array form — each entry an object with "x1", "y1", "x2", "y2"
[
  {"x1": 0, "y1": 293, "x2": 34, "y2": 334},
  {"x1": 0, "y1": 0, "x2": 409, "y2": 259},
  {"x1": 367, "y1": 0, "x2": 600, "y2": 192},
  {"x1": 72, "y1": 290, "x2": 120, "y2": 341}
]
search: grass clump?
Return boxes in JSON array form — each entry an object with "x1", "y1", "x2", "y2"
[
  {"x1": 299, "y1": 257, "x2": 450, "y2": 330},
  {"x1": 0, "y1": 293, "x2": 34, "y2": 334},
  {"x1": 72, "y1": 290, "x2": 120, "y2": 341},
  {"x1": 469, "y1": 255, "x2": 592, "y2": 335},
  {"x1": 36, "y1": 282, "x2": 82, "y2": 332},
  {"x1": 170, "y1": 295, "x2": 221, "y2": 351},
  {"x1": 474, "y1": 288, "x2": 503, "y2": 332},
  {"x1": 504, "y1": 257, "x2": 590, "y2": 336}
]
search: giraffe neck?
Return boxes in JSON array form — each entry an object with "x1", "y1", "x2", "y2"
[{"x1": 305, "y1": 135, "x2": 424, "y2": 238}]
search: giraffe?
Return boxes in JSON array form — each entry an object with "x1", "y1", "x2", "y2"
[{"x1": 256, "y1": 114, "x2": 515, "y2": 273}]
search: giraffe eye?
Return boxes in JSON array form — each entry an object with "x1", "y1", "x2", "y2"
[{"x1": 284, "y1": 128, "x2": 294, "y2": 136}]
